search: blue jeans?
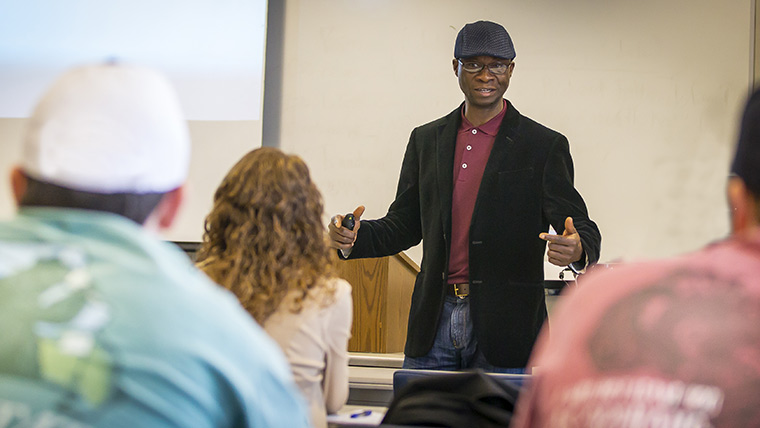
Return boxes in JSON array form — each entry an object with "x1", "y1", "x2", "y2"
[{"x1": 402, "y1": 295, "x2": 526, "y2": 373}]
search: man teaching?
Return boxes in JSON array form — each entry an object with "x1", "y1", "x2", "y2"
[{"x1": 329, "y1": 20, "x2": 601, "y2": 372}]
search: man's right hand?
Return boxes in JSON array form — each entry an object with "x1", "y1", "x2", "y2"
[{"x1": 328, "y1": 205, "x2": 365, "y2": 252}]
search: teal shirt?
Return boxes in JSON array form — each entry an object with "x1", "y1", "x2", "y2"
[{"x1": 0, "y1": 208, "x2": 312, "y2": 428}]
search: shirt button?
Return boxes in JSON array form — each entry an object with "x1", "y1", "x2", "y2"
[
  {"x1": 471, "y1": 129, "x2": 477, "y2": 135},
  {"x1": 466, "y1": 145, "x2": 472, "y2": 151},
  {"x1": 462, "y1": 163, "x2": 468, "y2": 169}
]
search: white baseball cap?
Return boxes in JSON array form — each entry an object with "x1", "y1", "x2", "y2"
[{"x1": 22, "y1": 63, "x2": 190, "y2": 194}]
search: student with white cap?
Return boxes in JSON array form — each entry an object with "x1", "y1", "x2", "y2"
[{"x1": 0, "y1": 63, "x2": 311, "y2": 427}]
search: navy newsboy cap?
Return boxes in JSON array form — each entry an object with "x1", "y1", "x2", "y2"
[
  {"x1": 732, "y1": 89, "x2": 760, "y2": 195},
  {"x1": 454, "y1": 21, "x2": 516, "y2": 60}
]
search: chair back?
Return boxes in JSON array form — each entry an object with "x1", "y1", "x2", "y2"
[{"x1": 384, "y1": 369, "x2": 531, "y2": 428}]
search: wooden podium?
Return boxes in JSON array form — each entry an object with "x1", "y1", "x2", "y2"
[{"x1": 334, "y1": 252, "x2": 419, "y2": 353}]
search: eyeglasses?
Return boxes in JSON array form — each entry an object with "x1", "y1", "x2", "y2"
[{"x1": 458, "y1": 59, "x2": 512, "y2": 75}]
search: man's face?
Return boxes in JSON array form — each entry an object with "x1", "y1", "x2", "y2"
[{"x1": 453, "y1": 55, "x2": 514, "y2": 111}]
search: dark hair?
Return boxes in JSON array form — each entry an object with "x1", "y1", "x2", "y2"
[
  {"x1": 731, "y1": 89, "x2": 760, "y2": 195},
  {"x1": 19, "y1": 175, "x2": 165, "y2": 224},
  {"x1": 729, "y1": 89, "x2": 760, "y2": 223}
]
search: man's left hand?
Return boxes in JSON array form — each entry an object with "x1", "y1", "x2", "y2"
[{"x1": 539, "y1": 217, "x2": 583, "y2": 267}]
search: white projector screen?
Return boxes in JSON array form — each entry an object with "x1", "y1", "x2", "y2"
[
  {"x1": 0, "y1": 0, "x2": 268, "y2": 242},
  {"x1": 0, "y1": 0, "x2": 267, "y2": 121}
]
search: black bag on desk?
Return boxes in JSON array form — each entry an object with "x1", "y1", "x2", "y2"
[{"x1": 381, "y1": 370, "x2": 520, "y2": 428}]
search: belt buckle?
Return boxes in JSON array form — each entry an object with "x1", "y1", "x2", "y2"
[{"x1": 453, "y1": 283, "x2": 469, "y2": 299}]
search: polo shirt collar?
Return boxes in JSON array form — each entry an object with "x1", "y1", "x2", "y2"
[{"x1": 459, "y1": 99, "x2": 508, "y2": 136}]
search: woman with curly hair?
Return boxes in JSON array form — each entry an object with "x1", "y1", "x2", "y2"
[{"x1": 196, "y1": 147, "x2": 352, "y2": 428}]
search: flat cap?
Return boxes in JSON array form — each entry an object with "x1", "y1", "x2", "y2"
[{"x1": 454, "y1": 20, "x2": 516, "y2": 60}]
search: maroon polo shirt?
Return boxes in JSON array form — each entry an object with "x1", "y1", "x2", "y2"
[{"x1": 447, "y1": 100, "x2": 507, "y2": 285}]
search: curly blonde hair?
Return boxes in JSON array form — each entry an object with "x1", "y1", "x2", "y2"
[{"x1": 196, "y1": 147, "x2": 337, "y2": 324}]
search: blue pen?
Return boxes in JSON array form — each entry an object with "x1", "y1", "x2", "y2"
[{"x1": 350, "y1": 410, "x2": 372, "y2": 418}]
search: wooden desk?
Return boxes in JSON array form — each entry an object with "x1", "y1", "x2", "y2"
[{"x1": 334, "y1": 253, "x2": 419, "y2": 353}]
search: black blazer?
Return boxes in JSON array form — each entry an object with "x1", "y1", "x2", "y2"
[{"x1": 347, "y1": 101, "x2": 601, "y2": 367}]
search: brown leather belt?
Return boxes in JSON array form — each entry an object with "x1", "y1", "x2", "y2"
[{"x1": 448, "y1": 283, "x2": 470, "y2": 299}]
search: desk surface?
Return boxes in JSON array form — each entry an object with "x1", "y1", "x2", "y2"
[
  {"x1": 349, "y1": 352, "x2": 404, "y2": 368},
  {"x1": 328, "y1": 405, "x2": 387, "y2": 427},
  {"x1": 348, "y1": 365, "x2": 396, "y2": 407}
]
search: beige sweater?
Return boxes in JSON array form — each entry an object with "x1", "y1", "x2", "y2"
[{"x1": 264, "y1": 278, "x2": 353, "y2": 428}]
